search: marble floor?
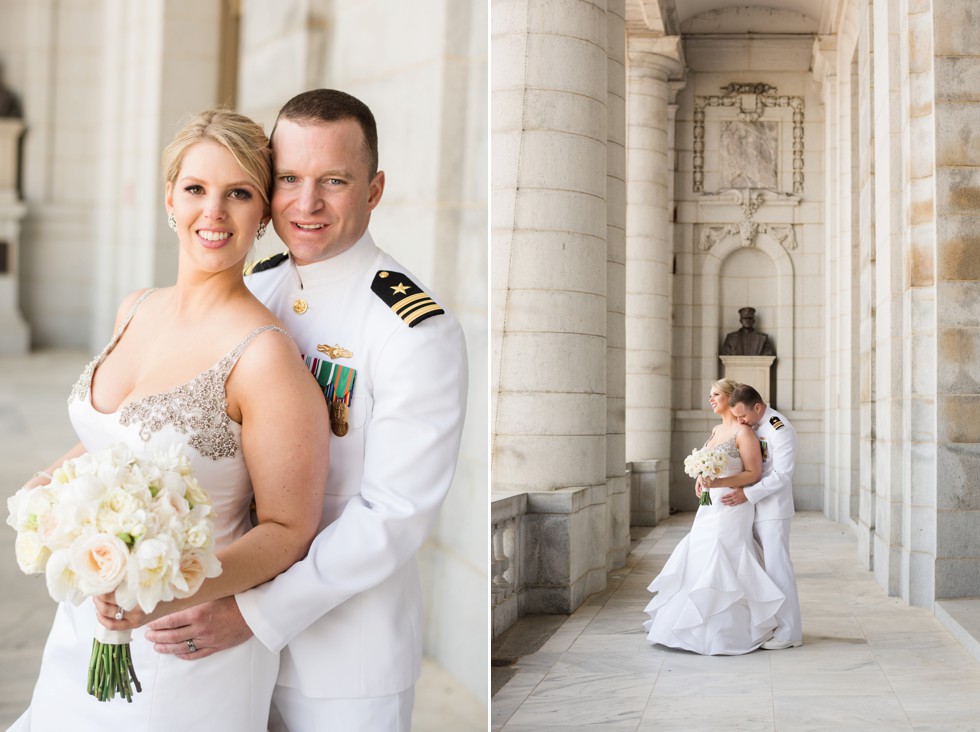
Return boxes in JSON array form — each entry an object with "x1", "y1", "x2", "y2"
[
  {"x1": 492, "y1": 513, "x2": 980, "y2": 731},
  {"x1": 0, "y1": 350, "x2": 485, "y2": 732}
]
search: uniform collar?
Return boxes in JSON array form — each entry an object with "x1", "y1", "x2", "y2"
[{"x1": 290, "y1": 230, "x2": 379, "y2": 289}]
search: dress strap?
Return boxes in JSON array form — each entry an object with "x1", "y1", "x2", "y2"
[
  {"x1": 111, "y1": 288, "x2": 158, "y2": 344},
  {"x1": 215, "y1": 325, "x2": 292, "y2": 381}
]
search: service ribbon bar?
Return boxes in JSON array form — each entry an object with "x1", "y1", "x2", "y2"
[{"x1": 303, "y1": 354, "x2": 357, "y2": 406}]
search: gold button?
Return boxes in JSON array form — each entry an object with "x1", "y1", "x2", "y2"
[
  {"x1": 379, "y1": 271, "x2": 389, "y2": 278},
  {"x1": 293, "y1": 299, "x2": 308, "y2": 314}
]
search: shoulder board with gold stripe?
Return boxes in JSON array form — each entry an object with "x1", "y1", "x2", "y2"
[
  {"x1": 769, "y1": 415, "x2": 784, "y2": 430},
  {"x1": 371, "y1": 270, "x2": 445, "y2": 327},
  {"x1": 244, "y1": 252, "x2": 288, "y2": 276}
]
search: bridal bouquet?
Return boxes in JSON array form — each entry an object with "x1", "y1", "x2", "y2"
[
  {"x1": 6, "y1": 444, "x2": 221, "y2": 702},
  {"x1": 683, "y1": 446, "x2": 729, "y2": 506}
]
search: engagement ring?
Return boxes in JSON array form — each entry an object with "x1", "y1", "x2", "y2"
[
  {"x1": 186, "y1": 639, "x2": 197, "y2": 653},
  {"x1": 114, "y1": 609, "x2": 124, "y2": 621}
]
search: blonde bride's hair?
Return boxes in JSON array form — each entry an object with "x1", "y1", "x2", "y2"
[{"x1": 712, "y1": 378, "x2": 740, "y2": 399}]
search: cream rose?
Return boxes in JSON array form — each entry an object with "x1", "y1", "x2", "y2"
[
  {"x1": 172, "y1": 548, "x2": 221, "y2": 598},
  {"x1": 70, "y1": 533, "x2": 130, "y2": 595}
]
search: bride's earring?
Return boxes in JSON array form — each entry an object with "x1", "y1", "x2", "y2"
[
  {"x1": 256, "y1": 220, "x2": 268, "y2": 240},
  {"x1": 167, "y1": 212, "x2": 177, "y2": 231}
]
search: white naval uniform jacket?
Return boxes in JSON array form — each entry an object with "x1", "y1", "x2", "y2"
[
  {"x1": 236, "y1": 231, "x2": 468, "y2": 698},
  {"x1": 743, "y1": 406, "x2": 797, "y2": 522}
]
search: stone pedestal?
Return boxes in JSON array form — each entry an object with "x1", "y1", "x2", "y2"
[
  {"x1": 0, "y1": 119, "x2": 29, "y2": 354},
  {"x1": 720, "y1": 355, "x2": 776, "y2": 403},
  {"x1": 629, "y1": 459, "x2": 669, "y2": 526}
]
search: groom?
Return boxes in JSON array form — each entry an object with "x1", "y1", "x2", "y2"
[
  {"x1": 145, "y1": 89, "x2": 469, "y2": 730},
  {"x1": 709, "y1": 383, "x2": 802, "y2": 649}
]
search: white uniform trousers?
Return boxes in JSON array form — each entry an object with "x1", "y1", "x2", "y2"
[
  {"x1": 753, "y1": 518, "x2": 803, "y2": 642},
  {"x1": 268, "y1": 685, "x2": 415, "y2": 732}
]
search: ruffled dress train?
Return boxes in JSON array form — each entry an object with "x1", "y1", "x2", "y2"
[{"x1": 643, "y1": 443, "x2": 785, "y2": 655}]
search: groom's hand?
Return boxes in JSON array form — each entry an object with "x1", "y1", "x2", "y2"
[
  {"x1": 145, "y1": 596, "x2": 253, "y2": 661},
  {"x1": 721, "y1": 487, "x2": 747, "y2": 506}
]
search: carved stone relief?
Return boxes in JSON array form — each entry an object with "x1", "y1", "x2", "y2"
[
  {"x1": 693, "y1": 83, "x2": 804, "y2": 196},
  {"x1": 698, "y1": 189, "x2": 798, "y2": 251},
  {"x1": 720, "y1": 120, "x2": 778, "y2": 190}
]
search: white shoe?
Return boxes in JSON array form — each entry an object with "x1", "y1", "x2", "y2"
[{"x1": 761, "y1": 638, "x2": 802, "y2": 650}]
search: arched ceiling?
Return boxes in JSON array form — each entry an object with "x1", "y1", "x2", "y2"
[{"x1": 628, "y1": 0, "x2": 842, "y2": 35}]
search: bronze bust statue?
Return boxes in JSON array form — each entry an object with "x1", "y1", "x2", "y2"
[
  {"x1": 722, "y1": 307, "x2": 775, "y2": 356},
  {"x1": 0, "y1": 64, "x2": 22, "y2": 118}
]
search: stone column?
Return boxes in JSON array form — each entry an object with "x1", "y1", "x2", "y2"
[
  {"x1": 815, "y1": 23, "x2": 862, "y2": 528},
  {"x1": 870, "y1": 0, "x2": 908, "y2": 596},
  {"x1": 855, "y1": 0, "x2": 876, "y2": 572},
  {"x1": 605, "y1": 0, "x2": 629, "y2": 567},
  {"x1": 491, "y1": 0, "x2": 610, "y2": 613},
  {"x1": 813, "y1": 37, "x2": 843, "y2": 522},
  {"x1": 933, "y1": 0, "x2": 980, "y2": 601},
  {"x1": 91, "y1": 0, "x2": 224, "y2": 348},
  {"x1": 900, "y1": 0, "x2": 938, "y2": 608},
  {"x1": 0, "y1": 119, "x2": 29, "y2": 353},
  {"x1": 625, "y1": 35, "x2": 684, "y2": 507}
]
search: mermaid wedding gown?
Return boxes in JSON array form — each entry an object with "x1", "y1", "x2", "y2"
[
  {"x1": 643, "y1": 435, "x2": 785, "y2": 655},
  {"x1": 11, "y1": 291, "x2": 284, "y2": 731}
]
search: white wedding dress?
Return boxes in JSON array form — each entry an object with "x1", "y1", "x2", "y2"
[
  {"x1": 10, "y1": 291, "x2": 283, "y2": 731},
  {"x1": 643, "y1": 435, "x2": 785, "y2": 655}
]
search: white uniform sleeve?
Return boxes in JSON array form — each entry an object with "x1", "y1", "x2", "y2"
[
  {"x1": 743, "y1": 422, "x2": 797, "y2": 506},
  {"x1": 235, "y1": 314, "x2": 468, "y2": 652}
]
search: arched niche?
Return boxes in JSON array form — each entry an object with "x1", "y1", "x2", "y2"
[{"x1": 697, "y1": 228, "x2": 796, "y2": 410}]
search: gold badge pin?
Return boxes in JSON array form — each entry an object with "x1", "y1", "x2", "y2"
[
  {"x1": 293, "y1": 299, "x2": 309, "y2": 314},
  {"x1": 317, "y1": 344, "x2": 353, "y2": 360}
]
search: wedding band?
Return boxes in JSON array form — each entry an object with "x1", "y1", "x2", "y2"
[
  {"x1": 186, "y1": 639, "x2": 197, "y2": 653},
  {"x1": 114, "y1": 609, "x2": 124, "y2": 621}
]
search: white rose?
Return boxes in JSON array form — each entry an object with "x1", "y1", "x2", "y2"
[
  {"x1": 15, "y1": 531, "x2": 50, "y2": 574},
  {"x1": 185, "y1": 522, "x2": 211, "y2": 549},
  {"x1": 70, "y1": 533, "x2": 130, "y2": 595},
  {"x1": 105, "y1": 486, "x2": 138, "y2": 516}
]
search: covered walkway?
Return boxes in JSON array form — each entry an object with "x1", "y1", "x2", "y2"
[{"x1": 492, "y1": 513, "x2": 980, "y2": 731}]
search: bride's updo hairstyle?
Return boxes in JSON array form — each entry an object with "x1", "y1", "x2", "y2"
[
  {"x1": 712, "y1": 378, "x2": 740, "y2": 401},
  {"x1": 161, "y1": 108, "x2": 273, "y2": 208}
]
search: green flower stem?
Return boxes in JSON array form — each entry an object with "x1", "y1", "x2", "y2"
[
  {"x1": 699, "y1": 488, "x2": 712, "y2": 506},
  {"x1": 87, "y1": 639, "x2": 141, "y2": 703}
]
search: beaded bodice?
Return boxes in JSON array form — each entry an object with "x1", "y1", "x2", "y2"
[
  {"x1": 68, "y1": 289, "x2": 288, "y2": 461},
  {"x1": 709, "y1": 434, "x2": 741, "y2": 459}
]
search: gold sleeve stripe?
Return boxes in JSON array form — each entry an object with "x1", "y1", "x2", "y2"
[
  {"x1": 404, "y1": 303, "x2": 445, "y2": 326},
  {"x1": 391, "y1": 292, "x2": 431, "y2": 315}
]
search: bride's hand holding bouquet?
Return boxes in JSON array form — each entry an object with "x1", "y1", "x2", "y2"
[
  {"x1": 683, "y1": 446, "x2": 728, "y2": 506},
  {"x1": 6, "y1": 443, "x2": 221, "y2": 702}
]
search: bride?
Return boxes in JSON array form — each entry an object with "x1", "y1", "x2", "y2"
[
  {"x1": 643, "y1": 378, "x2": 784, "y2": 655},
  {"x1": 10, "y1": 109, "x2": 329, "y2": 730}
]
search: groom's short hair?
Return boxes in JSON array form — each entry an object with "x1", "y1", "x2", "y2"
[
  {"x1": 729, "y1": 384, "x2": 764, "y2": 408},
  {"x1": 273, "y1": 89, "x2": 379, "y2": 178}
]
